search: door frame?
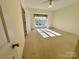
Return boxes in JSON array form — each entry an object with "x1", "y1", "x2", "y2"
[{"x1": 21, "y1": 6, "x2": 27, "y2": 37}]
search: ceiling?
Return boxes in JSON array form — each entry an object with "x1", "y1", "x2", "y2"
[{"x1": 22, "y1": 0, "x2": 79, "y2": 10}]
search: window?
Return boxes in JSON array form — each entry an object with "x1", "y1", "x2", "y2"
[{"x1": 34, "y1": 14, "x2": 48, "y2": 28}]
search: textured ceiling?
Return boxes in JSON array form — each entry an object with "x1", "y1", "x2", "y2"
[{"x1": 22, "y1": 0, "x2": 79, "y2": 10}]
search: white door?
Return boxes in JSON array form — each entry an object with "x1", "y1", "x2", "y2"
[
  {"x1": 0, "y1": 0, "x2": 25, "y2": 59},
  {"x1": 0, "y1": 4, "x2": 19, "y2": 59},
  {"x1": 0, "y1": 13, "x2": 11, "y2": 59}
]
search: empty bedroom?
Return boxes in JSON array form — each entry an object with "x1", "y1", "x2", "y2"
[
  {"x1": 0, "y1": 0, "x2": 79, "y2": 59},
  {"x1": 22, "y1": 0, "x2": 79, "y2": 59}
]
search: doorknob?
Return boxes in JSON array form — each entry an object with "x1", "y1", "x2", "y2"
[{"x1": 12, "y1": 43, "x2": 19, "y2": 48}]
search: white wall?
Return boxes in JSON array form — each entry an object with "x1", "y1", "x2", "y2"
[
  {"x1": 26, "y1": 8, "x2": 54, "y2": 29},
  {"x1": 54, "y1": 2, "x2": 79, "y2": 35},
  {"x1": 25, "y1": 10, "x2": 31, "y2": 33}
]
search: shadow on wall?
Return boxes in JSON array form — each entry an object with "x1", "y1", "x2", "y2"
[{"x1": 72, "y1": 39, "x2": 79, "y2": 59}]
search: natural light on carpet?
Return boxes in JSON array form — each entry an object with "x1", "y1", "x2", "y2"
[{"x1": 37, "y1": 28, "x2": 61, "y2": 38}]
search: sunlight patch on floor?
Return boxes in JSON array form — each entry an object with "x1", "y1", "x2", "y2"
[
  {"x1": 37, "y1": 28, "x2": 61, "y2": 38},
  {"x1": 43, "y1": 28, "x2": 61, "y2": 36},
  {"x1": 37, "y1": 29, "x2": 49, "y2": 38}
]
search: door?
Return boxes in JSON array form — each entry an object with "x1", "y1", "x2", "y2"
[
  {"x1": 0, "y1": 0, "x2": 25, "y2": 59},
  {"x1": 0, "y1": 6, "x2": 11, "y2": 59},
  {"x1": 0, "y1": 4, "x2": 19, "y2": 59}
]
